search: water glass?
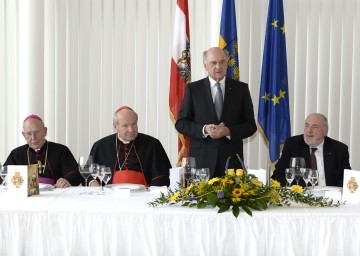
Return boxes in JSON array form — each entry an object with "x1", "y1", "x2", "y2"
[
  {"x1": 78, "y1": 156, "x2": 93, "y2": 187},
  {"x1": 198, "y1": 168, "x2": 210, "y2": 182},
  {"x1": 289, "y1": 157, "x2": 306, "y2": 185},
  {"x1": 181, "y1": 157, "x2": 196, "y2": 187},
  {"x1": 0, "y1": 165, "x2": 8, "y2": 191},
  {"x1": 309, "y1": 169, "x2": 319, "y2": 191},
  {"x1": 301, "y1": 168, "x2": 311, "y2": 190},
  {"x1": 285, "y1": 168, "x2": 294, "y2": 187}
]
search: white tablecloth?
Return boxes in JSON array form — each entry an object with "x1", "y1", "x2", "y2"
[{"x1": 0, "y1": 187, "x2": 360, "y2": 256}]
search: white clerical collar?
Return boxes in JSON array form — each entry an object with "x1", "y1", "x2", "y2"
[{"x1": 117, "y1": 134, "x2": 131, "y2": 144}]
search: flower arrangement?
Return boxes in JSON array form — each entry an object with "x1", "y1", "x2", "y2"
[{"x1": 149, "y1": 168, "x2": 342, "y2": 218}]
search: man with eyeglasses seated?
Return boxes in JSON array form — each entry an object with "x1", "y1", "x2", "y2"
[
  {"x1": 271, "y1": 113, "x2": 351, "y2": 187},
  {"x1": 2, "y1": 114, "x2": 83, "y2": 188}
]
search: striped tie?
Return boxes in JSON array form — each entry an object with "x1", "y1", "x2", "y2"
[{"x1": 310, "y1": 148, "x2": 318, "y2": 170}]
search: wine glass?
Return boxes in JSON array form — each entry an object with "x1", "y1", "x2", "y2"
[
  {"x1": 181, "y1": 157, "x2": 196, "y2": 187},
  {"x1": 78, "y1": 156, "x2": 93, "y2": 187},
  {"x1": 0, "y1": 165, "x2": 8, "y2": 191},
  {"x1": 102, "y1": 167, "x2": 112, "y2": 187},
  {"x1": 301, "y1": 168, "x2": 311, "y2": 190},
  {"x1": 198, "y1": 168, "x2": 210, "y2": 182},
  {"x1": 100, "y1": 167, "x2": 113, "y2": 195},
  {"x1": 290, "y1": 157, "x2": 306, "y2": 185},
  {"x1": 89, "y1": 163, "x2": 100, "y2": 182},
  {"x1": 97, "y1": 165, "x2": 106, "y2": 191},
  {"x1": 309, "y1": 169, "x2": 319, "y2": 191},
  {"x1": 285, "y1": 168, "x2": 294, "y2": 188},
  {"x1": 191, "y1": 169, "x2": 200, "y2": 184}
]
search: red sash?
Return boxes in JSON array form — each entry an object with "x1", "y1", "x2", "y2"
[{"x1": 112, "y1": 170, "x2": 148, "y2": 186}]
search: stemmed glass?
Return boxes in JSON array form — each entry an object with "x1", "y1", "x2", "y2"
[
  {"x1": 102, "y1": 167, "x2": 112, "y2": 187},
  {"x1": 181, "y1": 157, "x2": 196, "y2": 187},
  {"x1": 89, "y1": 163, "x2": 100, "y2": 183},
  {"x1": 78, "y1": 156, "x2": 93, "y2": 187},
  {"x1": 301, "y1": 168, "x2": 311, "y2": 190},
  {"x1": 198, "y1": 168, "x2": 210, "y2": 182},
  {"x1": 290, "y1": 157, "x2": 306, "y2": 185},
  {"x1": 285, "y1": 168, "x2": 295, "y2": 188},
  {"x1": 309, "y1": 169, "x2": 319, "y2": 191},
  {"x1": 97, "y1": 165, "x2": 106, "y2": 192},
  {"x1": 0, "y1": 165, "x2": 8, "y2": 191},
  {"x1": 100, "y1": 167, "x2": 113, "y2": 195}
]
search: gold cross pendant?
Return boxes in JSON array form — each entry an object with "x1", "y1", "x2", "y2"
[{"x1": 37, "y1": 160, "x2": 46, "y2": 174}]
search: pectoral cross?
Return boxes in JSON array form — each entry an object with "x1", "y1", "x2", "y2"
[{"x1": 37, "y1": 160, "x2": 46, "y2": 174}]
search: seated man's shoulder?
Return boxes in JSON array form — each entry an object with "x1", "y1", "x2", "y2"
[
  {"x1": 93, "y1": 134, "x2": 116, "y2": 145},
  {"x1": 137, "y1": 133, "x2": 160, "y2": 144},
  {"x1": 325, "y1": 136, "x2": 349, "y2": 149}
]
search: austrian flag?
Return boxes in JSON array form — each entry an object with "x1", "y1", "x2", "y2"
[{"x1": 169, "y1": 0, "x2": 191, "y2": 163}]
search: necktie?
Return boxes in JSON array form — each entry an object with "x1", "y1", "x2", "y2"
[
  {"x1": 214, "y1": 83, "x2": 223, "y2": 120},
  {"x1": 310, "y1": 148, "x2": 318, "y2": 170}
]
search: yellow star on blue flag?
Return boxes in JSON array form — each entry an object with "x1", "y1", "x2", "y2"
[{"x1": 258, "y1": 0, "x2": 291, "y2": 163}]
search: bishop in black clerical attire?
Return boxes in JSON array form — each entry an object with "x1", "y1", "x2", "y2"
[{"x1": 2, "y1": 114, "x2": 82, "y2": 187}]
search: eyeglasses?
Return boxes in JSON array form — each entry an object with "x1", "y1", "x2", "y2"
[{"x1": 23, "y1": 129, "x2": 45, "y2": 139}]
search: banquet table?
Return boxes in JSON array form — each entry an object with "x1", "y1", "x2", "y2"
[{"x1": 0, "y1": 186, "x2": 360, "y2": 256}]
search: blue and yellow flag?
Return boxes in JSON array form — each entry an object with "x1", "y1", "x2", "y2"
[
  {"x1": 258, "y1": 0, "x2": 291, "y2": 163},
  {"x1": 219, "y1": 0, "x2": 239, "y2": 80}
]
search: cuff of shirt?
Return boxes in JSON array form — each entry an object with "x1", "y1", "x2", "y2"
[{"x1": 202, "y1": 125, "x2": 209, "y2": 138}]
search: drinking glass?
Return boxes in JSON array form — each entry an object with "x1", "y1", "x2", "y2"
[
  {"x1": 198, "y1": 168, "x2": 210, "y2": 182},
  {"x1": 285, "y1": 168, "x2": 294, "y2": 187},
  {"x1": 90, "y1": 163, "x2": 100, "y2": 182},
  {"x1": 78, "y1": 156, "x2": 93, "y2": 187},
  {"x1": 97, "y1": 165, "x2": 106, "y2": 191},
  {"x1": 301, "y1": 168, "x2": 311, "y2": 190},
  {"x1": 102, "y1": 167, "x2": 112, "y2": 187},
  {"x1": 0, "y1": 165, "x2": 8, "y2": 191},
  {"x1": 289, "y1": 157, "x2": 306, "y2": 185},
  {"x1": 181, "y1": 157, "x2": 196, "y2": 187},
  {"x1": 309, "y1": 169, "x2": 319, "y2": 191}
]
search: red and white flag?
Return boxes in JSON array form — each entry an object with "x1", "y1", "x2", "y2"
[{"x1": 169, "y1": 0, "x2": 191, "y2": 164}]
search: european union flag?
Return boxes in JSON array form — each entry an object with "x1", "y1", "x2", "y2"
[
  {"x1": 258, "y1": 0, "x2": 291, "y2": 163},
  {"x1": 219, "y1": 0, "x2": 239, "y2": 80}
]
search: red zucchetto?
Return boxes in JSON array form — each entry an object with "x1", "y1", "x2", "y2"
[
  {"x1": 23, "y1": 114, "x2": 43, "y2": 123},
  {"x1": 114, "y1": 106, "x2": 133, "y2": 113}
]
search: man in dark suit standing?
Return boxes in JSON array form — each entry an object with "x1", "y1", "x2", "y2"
[
  {"x1": 272, "y1": 113, "x2": 351, "y2": 187},
  {"x1": 175, "y1": 47, "x2": 257, "y2": 178}
]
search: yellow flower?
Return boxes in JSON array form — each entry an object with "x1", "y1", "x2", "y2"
[
  {"x1": 227, "y1": 169, "x2": 235, "y2": 176},
  {"x1": 232, "y1": 188, "x2": 244, "y2": 198},
  {"x1": 232, "y1": 197, "x2": 241, "y2": 203},
  {"x1": 222, "y1": 178, "x2": 234, "y2": 185},
  {"x1": 291, "y1": 185, "x2": 304, "y2": 193},
  {"x1": 236, "y1": 169, "x2": 244, "y2": 176},
  {"x1": 271, "y1": 179, "x2": 281, "y2": 188},
  {"x1": 185, "y1": 183, "x2": 193, "y2": 194},
  {"x1": 170, "y1": 191, "x2": 181, "y2": 201},
  {"x1": 251, "y1": 178, "x2": 263, "y2": 187},
  {"x1": 208, "y1": 177, "x2": 220, "y2": 185}
]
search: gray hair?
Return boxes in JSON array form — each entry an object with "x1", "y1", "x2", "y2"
[
  {"x1": 113, "y1": 108, "x2": 138, "y2": 126},
  {"x1": 203, "y1": 47, "x2": 229, "y2": 63},
  {"x1": 307, "y1": 113, "x2": 328, "y2": 128}
]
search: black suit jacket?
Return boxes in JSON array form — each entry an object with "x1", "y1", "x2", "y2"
[
  {"x1": 175, "y1": 77, "x2": 256, "y2": 177},
  {"x1": 271, "y1": 135, "x2": 351, "y2": 187}
]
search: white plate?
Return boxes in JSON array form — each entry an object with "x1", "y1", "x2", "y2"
[
  {"x1": 39, "y1": 183, "x2": 54, "y2": 190},
  {"x1": 105, "y1": 183, "x2": 146, "y2": 190},
  {"x1": 312, "y1": 186, "x2": 342, "y2": 192}
]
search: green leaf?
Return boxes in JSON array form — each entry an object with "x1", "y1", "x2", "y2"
[
  {"x1": 197, "y1": 202, "x2": 208, "y2": 209},
  {"x1": 241, "y1": 205, "x2": 253, "y2": 216},
  {"x1": 207, "y1": 192, "x2": 218, "y2": 205},
  {"x1": 232, "y1": 206, "x2": 240, "y2": 218},
  {"x1": 218, "y1": 204, "x2": 230, "y2": 213}
]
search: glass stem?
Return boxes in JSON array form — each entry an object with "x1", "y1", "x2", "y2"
[{"x1": 85, "y1": 178, "x2": 88, "y2": 187}]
